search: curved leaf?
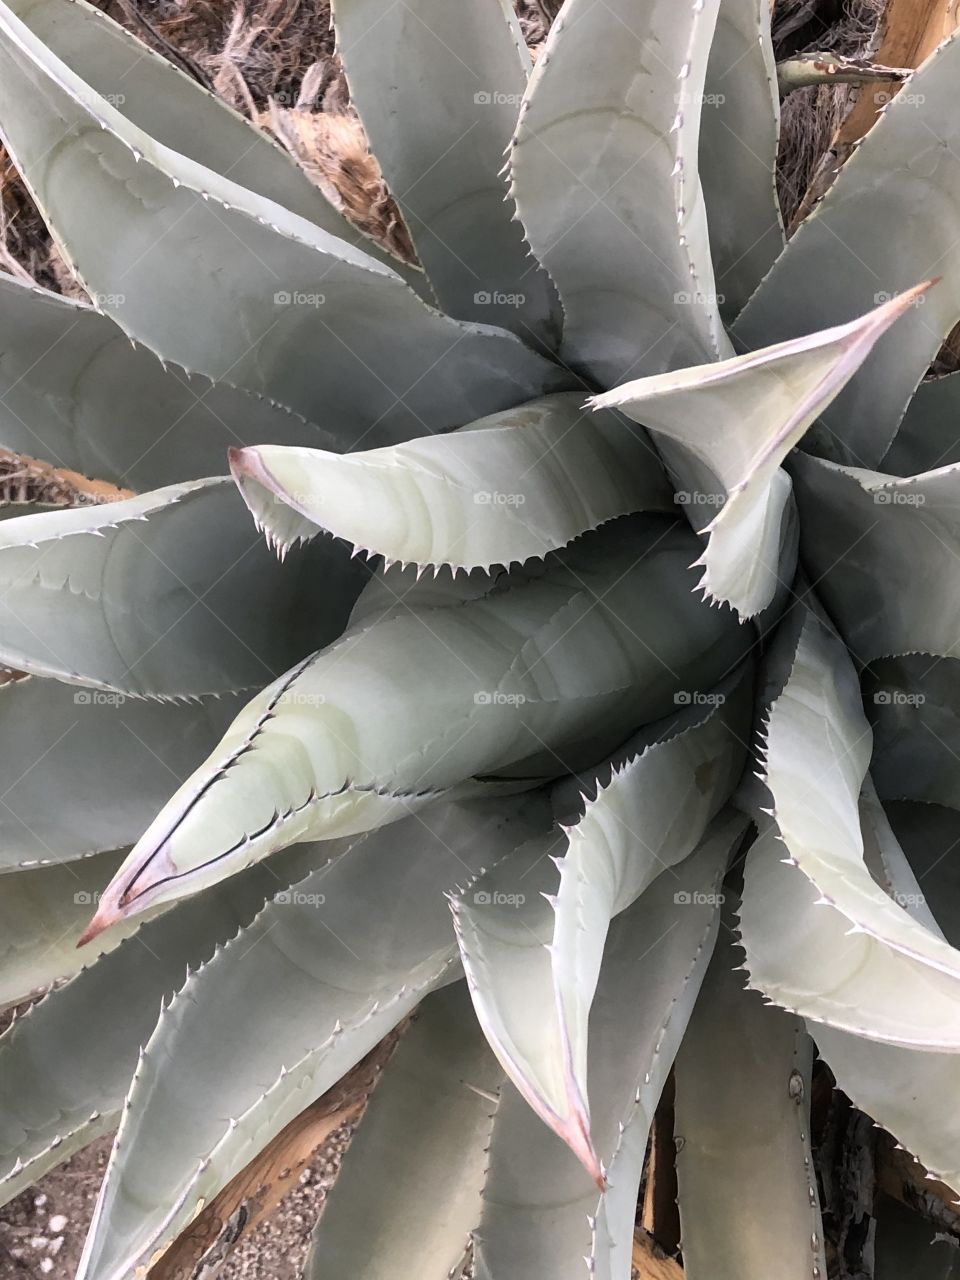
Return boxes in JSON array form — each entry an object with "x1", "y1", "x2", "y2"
[
  {"x1": 6, "y1": 0, "x2": 423, "y2": 284},
  {"x1": 0, "y1": 674, "x2": 240, "y2": 870},
  {"x1": 508, "y1": 0, "x2": 731, "y2": 386},
  {"x1": 674, "y1": 914, "x2": 825, "y2": 1280},
  {"x1": 0, "y1": 0, "x2": 571, "y2": 427},
  {"x1": 332, "y1": 0, "x2": 559, "y2": 342},
  {"x1": 0, "y1": 480, "x2": 365, "y2": 696},
  {"x1": 0, "y1": 849, "x2": 132, "y2": 1008},
  {"x1": 0, "y1": 275, "x2": 370, "y2": 492},
  {"x1": 453, "y1": 682, "x2": 749, "y2": 1179},
  {"x1": 791, "y1": 451, "x2": 960, "y2": 662},
  {"x1": 85, "y1": 519, "x2": 752, "y2": 934},
  {"x1": 700, "y1": 0, "x2": 784, "y2": 320},
  {"x1": 883, "y1": 371, "x2": 960, "y2": 476},
  {"x1": 473, "y1": 816, "x2": 737, "y2": 1278},
  {"x1": 740, "y1": 822, "x2": 960, "y2": 1049},
  {"x1": 866, "y1": 655, "x2": 960, "y2": 808},
  {"x1": 735, "y1": 33, "x2": 960, "y2": 466},
  {"x1": 75, "y1": 796, "x2": 550, "y2": 1280},
  {"x1": 305, "y1": 982, "x2": 502, "y2": 1280},
  {"x1": 0, "y1": 838, "x2": 330, "y2": 1206},
  {"x1": 887, "y1": 800, "x2": 960, "y2": 950},
  {"x1": 761, "y1": 617, "x2": 960, "y2": 1047},
  {"x1": 808, "y1": 843, "x2": 960, "y2": 1197},
  {"x1": 593, "y1": 287, "x2": 927, "y2": 616},
  {"x1": 229, "y1": 393, "x2": 674, "y2": 569}
]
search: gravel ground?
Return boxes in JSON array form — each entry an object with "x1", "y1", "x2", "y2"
[{"x1": 0, "y1": 1126, "x2": 352, "y2": 1280}]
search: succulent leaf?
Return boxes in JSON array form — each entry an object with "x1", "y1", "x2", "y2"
[
  {"x1": 791, "y1": 451, "x2": 960, "y2": 662},
  {"x1": 735, "y1": 32, "x2": 960, "y2": 467},
  {"x1": 75, "y1": 796, "x2": 549, "y2": 1280},
  {"x1": 883, "y1": 371, "x2": 960, "y2": 475},
  {"x1": 0, "y1": 275, "x2": 360, "y2": 490},
  {"x1": 509, "y1": 0, "x2": 731, "y2": 385},
  {"x1": 453, "y1": 682, "x2": 750, "y2": 1179},
  {"x1": 84, "y1": 519, "x2": 752, "y2": 934},
  {"x1": 305, "y1": 982, "x2": 503, "y2": 1280},
  {"x1": 866, "y1": 656, "x2": 960, "y2": 809},
  {"x1": 4, "y1": 0, "x2": 427, "y2": 287},
  {"x1": 0, "y1": 479, "x2": 365, "y2": 697},
  {"x1": 700, "y1": 0, "x2": 784, "y2": 321},
  {"x1": 0, "y1": 850, "x2": 134, "y2": 1008},
  {"x1": 0, "y1": 674, "x2": 243, "y2": 869},
  {"x1": 0, "y1": 0, "x2": 571, "y2": 425},
  {"x1": 759, "y1": 617, "x2": 960, "y2": 1046},
  {"x1": 804, "y1": 809, "x2": 960, "y2": 1197},
  {"x1": 229, "y1": 393, "x2": 674, "y2": 569},
  {"x1": 673, "y1": 915, "x2": 825, "y2": 1280},
  {"x1": 593, "y1": 287, "x2": 929, "y2": 617},
  {"x1": 740, "y1": 820, "x2": 960, "y2": 1048},
  {"x1": 0, "y1": 838, "x2": 331, "y2": 1206},
  {"x1": 473, "y1": 815, "x2": 739, "y2": 1277},
  {"x1": 331, "y1": 0, "x2": 560, "y2": 343}
]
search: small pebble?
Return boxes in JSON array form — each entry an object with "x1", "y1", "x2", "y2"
[
  {"x1": 40, "y1": 1258, "x2": 54, "y2": 1274},
  {"x1": 30, "y1": 1236, "x2": 49, "y2": 1249},
  {"x1": 33, "y1": 1194, "x2": 47, "y2": 1209},
  {"x1": 48, "y1": 1214, "x2": 68, "y2": 1232}
]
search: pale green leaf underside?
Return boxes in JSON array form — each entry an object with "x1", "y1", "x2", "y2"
[
  {"x1": 791, "y1": 451, "x2": 960, "y2": 662},
  {"x1": 332, "y1": 0, "x2": 559, "y2": 343},
  {"x1": 810, "y1": 830, "x2": 960, "y2": 1195},
  {"x1": 474, "y1": 817, "x2": 738, "y2": 1279},
  {"x1": 735, "y1": 33, "x2": 960, "y2": 467},
  {"x1": 0, "y1": 838, "x2": 330, "y2": 1206},
  {"x1": 454, "y1": 687, "x2": 748, "y2": 1177},
  {"x1": 763, "y1": 617, "x2": 960, "y2": 1047},
  {"x1": 231, "y1": 393, "x2": 674, "y2": 569},
  {"x1": 700, "y1": 0, "x2": 784, "y2": 321},
  {"x1": 741, "y1": 822, "x2": 960, "y2": 1049},
  {"x1": 0, "y1": 0, "x2": 570, "y2": 430},
  {"x1": 509, "y1": 0, "x2": 731, "y2": 387},
  {"x1": 6, "y1": 0, "x2": 424, "y2": 285},
  {"x1": 93, "y1": 519, "x2": 752, "y2": 927},
  {"x1": 550, "y1": 670, "x2": 751, "y2": 1170},
  {"x1": 0, "y1": 480, "x2": 364, "y2": 696},
  {"x1": 674, "y1": 915, "x2": 825, "y2": 1280},
  {"x1": 76, "y1": 797, "x2": 549, "y2": 1280},
  {"x1": 593, "y1": 289, "x2": 926, "y2": 617},
  {"x1": 305, "y1": 982, "x2": 503, "y2": 1280},
  {"x1": 0, "y1": 274, "x2": 378, "y2": 492}
]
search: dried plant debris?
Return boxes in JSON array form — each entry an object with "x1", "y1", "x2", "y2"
[{"x1": 774, "y1": 0, "x2": 885, "y2": 228}]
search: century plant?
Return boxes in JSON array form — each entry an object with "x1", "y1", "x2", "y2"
[{"x1": 1, "y1": 0, "x2": 959, "y2": 1275}]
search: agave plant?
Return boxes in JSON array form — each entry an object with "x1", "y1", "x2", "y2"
[{"x1": 2, "y1": 0, "x2": 960, "y2": 1274}]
